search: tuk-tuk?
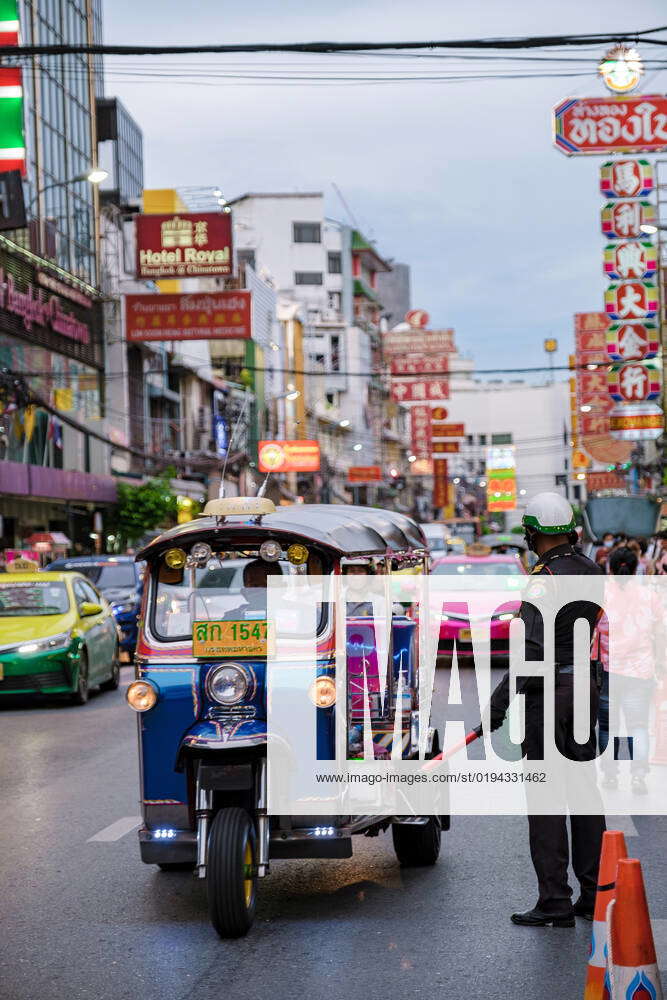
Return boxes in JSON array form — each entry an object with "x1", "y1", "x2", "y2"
[{"x1": 127, "y1": 497, "x2": 443, "y2": 937}]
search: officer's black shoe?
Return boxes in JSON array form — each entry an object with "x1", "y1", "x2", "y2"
[
  {"x1": 511, "y1": 907, "x2": 575, "y2": 928},
  {"x1": 573, "y1": 898, "x2": 595, "y2": 921}
]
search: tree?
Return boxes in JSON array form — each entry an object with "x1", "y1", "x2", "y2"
[{"x1": 109, "y1": 471, "x2": 178, "y2": 548}]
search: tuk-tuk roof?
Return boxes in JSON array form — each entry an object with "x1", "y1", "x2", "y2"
[{"x1": 136, "y1": 503, "x2": 427, "y2": 561}]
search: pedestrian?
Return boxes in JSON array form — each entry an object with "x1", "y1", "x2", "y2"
[
  {"x1": 651, "y1": 530, "x2": 667, "y2": 575},
  {"x1": 596, "y1": 547, "x2": 662, "y2": 795},
  {"x1": 480, "y1": 492, "x2": 606, "y2": 927},
  {"x1": 627, "y1": 537, "x2": 649, "y2": 575},
  {"x1": 595, "y1": 532, "x2": 615, "y2": 569}
]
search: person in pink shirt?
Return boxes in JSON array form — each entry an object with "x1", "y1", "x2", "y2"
[{"x1": 595, "y1": 547, "x2": 664, "y2": 794}]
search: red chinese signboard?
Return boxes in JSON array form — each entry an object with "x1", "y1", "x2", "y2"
[
  {"x1": 410, "y1": 405, "x2": 432, "y2": 459},
  {"x1": 604, "y1": 280, "x2": 659, "y2": 321},
  {"x1": 405, "y1": 309, "x2": 430, "y2": 328},
  {"x1": 554, "y1": 95, "x2": 667, "y2": 155},
  {"x1": 258, "y1": 440, "x2": 320, "y2": 473},
  {"x1": 382, "y1": 328, "x2": 455, "y2": 356},
  {"x1": 432, "y1": 441, "x2": 460, "y2": 455},
  {"x1": 586, "y1": 471, "x2": 627, "y2": 492},
  {"x1": 125, "y1": 291, "x2": 251, "y2": 342},
  {"x1": 431, "y1": 422, "x2": 465, "y2": 437},
  {"x1": 135, "y1": 212, "x2": 233, "y2": 279},
  {"x1": 606, "y1": 323, "x2": 660, "y2": 361},
  {"x1": 390, "y1": 378, "x2": 449, "y2": 403},
  {"x1": 573, "y1": 313, "x2": 632, "y2": 465},
  {"x1": 601, "y1": 200, "x2": 656, "y2": 239},
  {"x1": 432, "y1": 459, "x2": 448, "y2": 509},
  {"x1": 607, "y1": 362, "x2": 661, "y2": 402},
  {"x1": 389, "y1": 354, "x2": 449, "y2": 376},
  {"x1": 602, "y1": 241, "x2": 657, "y2": 280},
  {"x1": 609, "y1": 404, "x2": 664, "y2": 440},
  {"x1": 347, "y1": 466, "x2": 382, "y2": 483},
  {"x1": 599, "y1": 159, "x2": 653, "y2": 198}
]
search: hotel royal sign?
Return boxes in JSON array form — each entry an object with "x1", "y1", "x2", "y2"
[{"x1": 134, "y1": 212, "x2": 233, "y2": 279}]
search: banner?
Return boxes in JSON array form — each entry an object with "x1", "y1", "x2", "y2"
[
  {"x1": 258, "y1": 440, "x2": 320, "y2": 474},
  {"x1": 125, "y1": 291, "x2": 251, "y2": 342},
  {"x1": 347, "y1": 466, "x2": 382, "y2": 483}
]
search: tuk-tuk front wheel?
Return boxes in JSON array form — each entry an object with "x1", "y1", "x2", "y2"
[
  {"x1": 392, "y1": 817, "x2": 442, "y2": 867},
  {"x1": 207, "y1": 807, "x2": 257, "y2": 938}
]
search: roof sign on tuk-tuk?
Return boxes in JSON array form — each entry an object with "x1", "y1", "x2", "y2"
[{"x1": 203, "y1": 497, "x2": 277, "y2": 520}]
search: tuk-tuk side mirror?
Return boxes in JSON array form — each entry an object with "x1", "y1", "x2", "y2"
[{"x1": 80, "y1": 601, "x2": 103, "y2": 617}]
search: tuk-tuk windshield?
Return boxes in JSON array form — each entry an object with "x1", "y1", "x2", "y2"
[{"x1": 152, "y1": 554, "x2": 327, "y2": 641}]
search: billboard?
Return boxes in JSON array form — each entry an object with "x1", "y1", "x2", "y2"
[
  {"x1": 125, "y1": 291, "x2": 251, "y2": 342},
  {"x1": 390, "y1": 378, "x2": 449, "y2": 403},
  {"x1": 599, "y1": 159, "x2": 653, "y2": 198},
  {"x1": 135, "y1": 212, "x2": 233, "y2": 279},
  {"x1": 554, "y1": 95, "x2": 667, "y2": 155},
  {"x1": 409, "y1": 405, "x2": 431, "y2": 460},
  {"x1": 382, "y1": 328, "x2": 455, "y2": 356},
  {"x1": 348, "y1": 466, "x2": 382, "y2": 483},
  {"x1": 258, "y1": 440, "x2": 320, "y2": 474}
]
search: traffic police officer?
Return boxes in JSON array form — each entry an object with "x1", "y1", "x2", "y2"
[{"x1": 483, "y1": 492, "x2": 606, "y2": 927}]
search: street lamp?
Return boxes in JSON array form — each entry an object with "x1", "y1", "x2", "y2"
[
  {"x1": 353, "y1": 443, "x2": 363, "y2": 452},
  {"x1": 640, "y1": 223, "x2": 667, "y2": 235},
  {"x1": 339, "y1": 419, "x2": 350, "y2": 428},
  {"x1": 29, "y1": 166, "x2": 109, "y2": 212}
]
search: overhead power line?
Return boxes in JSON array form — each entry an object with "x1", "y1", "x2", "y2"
[{"x1": 3, "y1": 25, "x2": 667, "y2": 58}]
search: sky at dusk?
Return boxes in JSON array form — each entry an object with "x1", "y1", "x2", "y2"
[{"x1": 102, "y1": 0, "x2": 667, "y2": 378}]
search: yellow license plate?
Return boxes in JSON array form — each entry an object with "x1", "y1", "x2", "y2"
[
  {"x1": 193, "y1": 620, "x2": 271, "y2": 658},
  {"x1": 458, "y1": 628, "x2": 472, "y2": 642}
]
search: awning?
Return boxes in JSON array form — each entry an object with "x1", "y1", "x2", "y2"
[{"x1": 25, "y1": 532, "x2": 72, "y2": 548}]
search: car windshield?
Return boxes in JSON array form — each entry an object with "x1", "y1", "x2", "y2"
[
  {"x1": 153, "y1": 554, "x2": 325, "y2": 641},
  {"x1": 432, "y1": 561, "x2": 522, "y2": 576},
  {"x1": 426, "y1": 537, "x2": 447, "y2": 551},
  {"x1": 64, "y1": 563, "x2": 136, "y2": 589},
  {"x1": 0, "y1": 581, "x2": 70, "y2": 616}
]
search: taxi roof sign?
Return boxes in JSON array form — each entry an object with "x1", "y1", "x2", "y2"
[
  {"x1": 7, "y1": 557, "x2": 40, "y2": 572},
  {"x1": 202, "y1": 496, "x2": 276, "y2": 519}
]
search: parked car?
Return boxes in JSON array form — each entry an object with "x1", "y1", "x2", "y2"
[
  {"x1": 430, "y1": 545, "x2": 526, "y2": 662},
  {"x1": 421, "y1": 523, "x2": 449, "y2": 555},
  {"x1": 47, "y1": 555, "x2": 143, "y2": 661},
  {"x1": 0, "y1": 569, "x2": 119, "y2": 701}
]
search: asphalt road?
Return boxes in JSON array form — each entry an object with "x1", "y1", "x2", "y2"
[{"x1": 2, "y1": 666, "x2": 667, "y2": 1000}]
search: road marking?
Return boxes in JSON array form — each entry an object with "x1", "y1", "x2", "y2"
[
  {"x1": 607, "y1": 815, "x2": 639, "y2": 837},
  {"x1": 88, "y1": 816, "x2": 141, "y2": 842}
]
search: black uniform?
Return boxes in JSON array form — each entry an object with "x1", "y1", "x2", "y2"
[{"x1": 488, "y1": 543, "x2": 606, "y2": 916}]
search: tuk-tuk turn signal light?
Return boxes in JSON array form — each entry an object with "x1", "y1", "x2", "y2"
[
  {"x1": 309, "y1": 675, "x2": 336, "y2": 708},
  {"x1": 164, "y1": 547, "x2": 187, "y2": 569},
  {"x1": 259, "y1": 539, "x2": 282, "y2": 562},
  {"x1": 287, "y1": 543, "x2": 308, "y2": 565},
  {"x1": 126, "y1": 680, "x2": 158, "y2": 712}
]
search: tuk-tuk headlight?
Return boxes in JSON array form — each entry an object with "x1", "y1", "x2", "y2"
[
  {"x1": 206, "y1": 663, "x2": 249, "y2": 705},
  {"x1": 309, "y1": 675, "x2": 336, "y2": 708},
  {"x1": 164, "y1": 548, "x2": 187, "y2": 569},
  {"x1": 126, "y1": 679, "x2": 158, "y2": 712}
]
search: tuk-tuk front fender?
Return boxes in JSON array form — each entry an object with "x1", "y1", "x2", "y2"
[{"x1": 180, "y1": 717, "x2": 267, "y2": 754}]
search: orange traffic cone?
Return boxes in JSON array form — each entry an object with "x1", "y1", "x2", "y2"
[
  {"x1": 606, "y1": 858, "x2": 663, "y2": 999},
  {"x1": 584, "y1": 830, "x2": 628, "y2": 1000}
]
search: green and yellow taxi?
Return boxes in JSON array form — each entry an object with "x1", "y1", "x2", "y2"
[{"x1": 0, "y1": 563, "x2": 120, "y2": 703}]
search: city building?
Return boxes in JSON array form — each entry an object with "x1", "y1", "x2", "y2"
[
  {"x1": 227, "y1": 192, "x2": 412, "y2": 502},
  {"x1": 447, "y1": 377, "x2": 572, "y2": 527},
  {"x1": 376, "y1": 260, "x2": 411, "y2": 330},
  {"x1": 0, "y1": 0, "x2": 119, "y2": 557}
]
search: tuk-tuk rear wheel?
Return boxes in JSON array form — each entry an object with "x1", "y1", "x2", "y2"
[
  {"x1": 392, "y1": 817, "x2": 442, "y2": 867},
  {"x1": 207, "y1": 807, "x2": 257, "y2": 938}
]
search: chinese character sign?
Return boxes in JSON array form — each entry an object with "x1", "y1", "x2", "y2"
[
  {"x1": 135, "y1": 212, "x2": 233, "y2": 279},
  {"x1": 601, "y1": 200, "x2": 656, "y2": 239},
  {"x1": 604, "y1": 281, "x2": 659, "y2": 321},
  {"x1": 390, "y1": 379, "x2": 449, "y2": 403},
  {"x1": 606, "y1": 323, "x2": 659, "y2": 361},
  {"x1": 125, "y1": 291, "x2": 252, "y2": 341},
  {"x1": 607, "y1": 362, "x2": 661, "y2": 402},
  {"x1": 410, "y1": 405, "x2": 432, "y2": 459},
  {"x1": 599, "y1": 159, "x2": 653, "y2": 198},
  {"x1": 603, "y1": 242, "x2": 657, "y2": 280}
]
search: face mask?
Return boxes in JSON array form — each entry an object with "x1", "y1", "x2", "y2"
[
  {"x1": 523, "y1": 529, "x2": 536, "y2": 553},
  {"x1": 604, "y1": 539, "x2": 614, "y2": 548}
]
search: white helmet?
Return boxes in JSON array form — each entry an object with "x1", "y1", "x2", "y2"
[{"x1": 522, "y1": 492, "x2": 576, "y2": 535}]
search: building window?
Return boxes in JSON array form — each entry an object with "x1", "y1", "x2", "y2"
[
  {"x1": 293, "y1": 222, "x2": 321, "y2": 243},
  {"x1": 328, "y1": 251, "x2": 342, "y2": 273},
  {"x1": 331, "y1": 334, "x2": 341, "y2": 372},
  {"x1": 327, "y1": 290, "x2": 341, "y2": 312},
  {"x1": 295, "y1": 271, "x2": 323, "y2": 285},
  {"x1": 237, "y1": 248, "x2": 256, "y2": 270},
  {"x1": 491, "y1": 432, "x2": 513, "y2": 445},
  {"x1": 478, "y1": 434, "x2": 487, "y2": 445}
]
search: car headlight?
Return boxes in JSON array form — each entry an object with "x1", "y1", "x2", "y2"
[
  {"x1": 309, "y1": 675, "x2": 336, "y2": 708},
  {"x1": 206, "y1": 663, "x2": 249, "y2": 706},
  {"x1": 113, "y1": 603, "x2": 137, "y2": 615},
  {"x1": 18, "y1": 630, "x2": 72, "y2": 655},
  {"x1": 126, "y1": 680, "x2": 158, "y2": 712}
]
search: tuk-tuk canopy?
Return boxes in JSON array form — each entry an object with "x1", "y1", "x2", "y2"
[{"x1": 136, "y1": 503, "x2": 427, "y2": 562}]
